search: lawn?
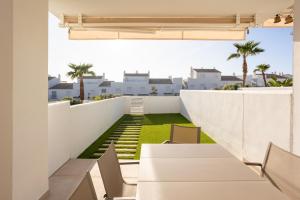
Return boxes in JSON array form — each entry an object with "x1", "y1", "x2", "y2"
[
  {"x1": 78, "y1": 113, "x2": 215, "y2": 159},
  {"x1": 134, "y1": 113, "x2": 215, "y2": 159}
]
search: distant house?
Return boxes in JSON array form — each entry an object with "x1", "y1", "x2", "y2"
[
  {"x1": 48, "y1": 75, "x2": 60, "y2": 89},
  {"x1": 48, "y1": 82, "x2": 76, "y2": 100},
  {"x1": 99, "y1": 81, "x2": 115, "y2": 95},
  {"x1": 97, "y1": 71, "x2": 183, "y2": 96},
  {"x1": 149, "y1": 77, "x2": 182, "y2": 96},
  {"x1": 221, "y1": 75, "x2": 243, "y2": 86},
  {"x1": 80, "y1": 74, "x2": 106, "y2": 99},
  {"x1": 123, "y1": 71, "x2": 150, "y2": 96},
  {"x1": 187, "y1": 67, "x2": 241, "y2": 90}
]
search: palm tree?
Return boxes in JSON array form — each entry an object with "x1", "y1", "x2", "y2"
[
  {"x1": 268, "y1": 76, "x2": 293, "y2": 87},
  {"x1": 227, "y1": 41, "x2": 265, "y2": 87},
  {"x1": 67, "y1": 63, "x2": 95, "y2": 101},
  {"x1": 253, "y1": 64, "x2": 271, "y2": 87}
]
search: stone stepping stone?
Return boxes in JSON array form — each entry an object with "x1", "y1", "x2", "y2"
[
  {"x1": 104, "y1": 140, "x2": 138, "y2": 144},
  {"x1": 112, "y1": 132, "x2": 139, "y2": 135},
  {"x1": 93, "y1": 153, "x2": 135, "y2": 159},
  {"x1": 111, "y1": 134, "x2": 139, "y2": 138},
  {"x1": 113, "y1": 132, "x2": 140, "y2": 134},
  {"x1": 97, "y1": 148, "x2": 136, "y2": 153},
  {"x1": 101, "y1": 144, "x2": 137, "y2": 149},
  {"x1": 108, "y1": 137, "x2": 138, "y2": 141}
]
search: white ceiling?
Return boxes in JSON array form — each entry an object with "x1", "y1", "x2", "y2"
[{"x1": 49, "y1": 0, "x2": 293, "y2": 21}]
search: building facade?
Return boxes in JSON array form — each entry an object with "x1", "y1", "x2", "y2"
[{"x1": 187, "y1": 67, "x2": 243, "y2": 90}]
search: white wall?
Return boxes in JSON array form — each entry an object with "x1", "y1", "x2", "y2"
[
  {"x1": 123, "y1": 96, "x2": 181, "y2": 114},
  {"x1": 293, "y1": 0, "x2": 300, "y2": 156},
  {"x1": 12, "y1": 0, "x2": 49, "y2": 199},
  {"x1": 180, "y1": 90, "x2": 294, "y2": 161},
  {"x1": 48, "y1": 102, "x2": 71, "y2": 176},
  {"x1": 69, "y1": 97, "x2": 125, "y2": 157},
  {"x1": 48, "y1": 97, "x2": 125, "y2": 176}
]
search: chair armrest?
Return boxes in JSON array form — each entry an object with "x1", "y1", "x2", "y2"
[
  {"x1": 162, "y1": 140, "x2": 171, "y2": 144},
  {"x1": 244, "y1": 162, "x2": 263, "y2": 167}
]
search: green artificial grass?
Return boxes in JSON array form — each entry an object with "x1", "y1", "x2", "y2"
[
  {"x1": 78, "y1": 115, "x2": 127, "y2": 158},
  {"x1": 134, "y1": 114, "x2": 215, "y2": 159},
  {"x1": 78, "y1": 113, "x2": 215, "y2": 159}
]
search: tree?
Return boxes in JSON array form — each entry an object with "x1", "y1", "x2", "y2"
[
  {"x1": 227, "y1": 41, "x2": 264, "y2": 87},
  {"x1": 268, "y1": 76, "x2": 293, "y2": 87},
  {"x1": 150, "y1": 86, "x2": 158, "y2": 96},
  {"x1": 67, "y1": 63, "x2": 95, "y2": 101},
  {"x1": 253, "y1": 64, "x2": 271, "y2": 87}
]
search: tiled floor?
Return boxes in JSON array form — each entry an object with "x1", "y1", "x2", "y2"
[{"x1": 45, "y1": 159, "x2": 139, "y2": 199}]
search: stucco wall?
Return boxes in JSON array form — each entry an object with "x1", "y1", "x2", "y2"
[
  {"x1": 48, "y1": 97, "x2": 125, "y2": 176},
  {"x1": 180, "y1": 90, "x2": 294, "y2": 161},
  {"x1": 293, "y1": 0, "x2": 300, "y2": 156},
  {"x1": 123, "y1": 96, "x2": 181, "y2": 114}
]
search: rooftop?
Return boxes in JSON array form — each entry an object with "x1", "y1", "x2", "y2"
[
  {"x1": 82, "y1": 76, "x2": 103, "y2": 79},
  {"x1": 99, "y1": 81, "x2": 114, "y2": 87},
  {"x1": 221, "y1": 76, "x2": 243, "y2": 81},
  {"x1": 124, "y1": 73, "x2": 149, "y2": 77},
  {"x1": 49, "y1": 83, "x2": 73, "y2": 89},
  {"x1": 149, "y1": 78, "x2": 173, "y2": 84},
  {"x1": 193, "y1": 68, "x2": 221, "y2": 73}
]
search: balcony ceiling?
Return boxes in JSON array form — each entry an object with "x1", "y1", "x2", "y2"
[
  {"x1": 49, "y1": 0, "x2": 293, "y2": 18},
  {"x1": 49, "y1": 0, "x2": 294, "y2": 40}
]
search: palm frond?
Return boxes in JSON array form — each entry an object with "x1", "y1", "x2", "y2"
[{"x1": 227, "y1": 53, "x2": 240, "y2": 60}]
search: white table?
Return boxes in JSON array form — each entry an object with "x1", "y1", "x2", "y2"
[{"x1": 137, "y1": 144, "x2": 289, "y2": 200}]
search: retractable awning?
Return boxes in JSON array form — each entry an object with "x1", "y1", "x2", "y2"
[{"x1": 49, "y1": 0, "x2": 294, "y2": 40}]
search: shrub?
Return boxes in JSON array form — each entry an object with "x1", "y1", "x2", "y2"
[
  {"x1": 93, "y1": 96, "x2": 103, "y2": 101},
  {"x1": 62, "y1": 97, "x2": 81, "y2": 105},
  {"x1": 223, "y1": 84, "x2": 240, "y2": 90}
]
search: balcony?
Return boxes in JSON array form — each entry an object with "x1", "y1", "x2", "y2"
[
  {"x1": 2, "y1": 0, "x2": 300, "y2": 199},
  {"x1": 45, "y1": 89, "x2": 296, "y2": 199}
]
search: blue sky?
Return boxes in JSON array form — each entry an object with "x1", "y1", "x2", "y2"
[{"x1": 49, "y1": 13, "x2": 293, "y2": 82}]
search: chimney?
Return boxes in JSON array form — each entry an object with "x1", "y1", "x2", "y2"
[
  {"x1": 233, "y1": 72, "x2": 236, "y2": 76},
  {"x1": 58, "y1": 74, "x2": 61, "y2": 80},
  {"x1": 103, "y1": 73, "x2": 105, "y2": 79},
  {"x1": 136, "y1": 70, "x2": 138, "y2": 74},
  {"x1": 168, "y1": 75, "x2": 172, "y2": 79}
]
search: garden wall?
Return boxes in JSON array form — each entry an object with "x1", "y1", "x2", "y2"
[
  {"x1": 48, "y1": 97, "x2": 125, "y2": 176},
  {"x1": 123, "y1": 96, "x2": 181, "y2": 114},
  {"x1": 180, "y1": 90, "x2": 294, "y2": 162}
]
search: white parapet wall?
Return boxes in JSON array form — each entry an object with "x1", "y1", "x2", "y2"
[
  {"x1": 48, "y1": 97, "x2": 125, "y2": 176},
  {"x1": 180, "y1": 90, "x2": 294, "y2": 162},
  {"x1": 123, "y1": 96, "x2": 181, "y2": 114}
]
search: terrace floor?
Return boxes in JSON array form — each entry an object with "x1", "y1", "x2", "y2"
[{"x1": 79, "y1": 114, "x2": 215, "y2": 160}]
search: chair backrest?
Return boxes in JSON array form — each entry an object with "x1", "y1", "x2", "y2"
[
  {"x1": 97, "y1": 142, "x2": 124, "y2": 198},
  {"x1": 262, "y1": 143, "x2": 300, "y2": 200},
  {"x1": 170, "y1": 124, "x2": 201, "y2": 144},
  {"x1": 70, "y1": 171, "x2": 98, "y2": 200}
]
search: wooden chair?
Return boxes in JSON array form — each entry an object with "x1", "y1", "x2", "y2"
[
  {"x1": 244, "y1": 142, "x2": 300, "y2": 200},
  {"x1": 97, "y1": 142, "x2": 138, "y2": 200},
  {"x1": 163, "y1": 124, "x2": 201, "y2": 144},
  {"x1": 69, "y1": 171, "x2": 97, "y2": 200}
]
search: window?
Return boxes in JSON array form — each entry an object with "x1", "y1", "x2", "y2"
[
  {"x1": 101, "y1": 89, "x2": 107, "y2": 93},
  {"x1": 51, "y1": 91, "x2": 57, "y2": 99}
]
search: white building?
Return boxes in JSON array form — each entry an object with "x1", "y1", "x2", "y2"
[
  {"x1": 187, "y1": 67, "x2": 243, "y2": 90},
  {"x1": 99, "y1": 71, "x2": 183, "y2": 96},
  {"x1": 123, "y1": 71, "x2": 150, "y2": 96},
  {"x1": 80, "y1": 75, "x2": 106, "y2": 99},
  {"x1": 48, "y1": 82, "x2": 76, "y2": 100}
]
